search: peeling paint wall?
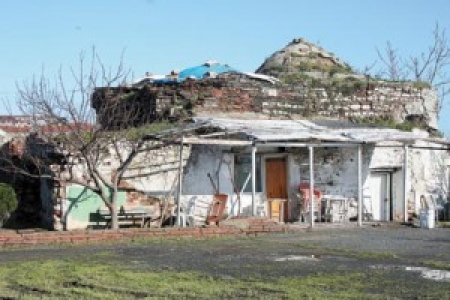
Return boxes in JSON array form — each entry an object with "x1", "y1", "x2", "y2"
[
  {"x1": 176, "y1": 143, "x2": 447, "y2": 223},
  {"x1": 122, "y1": 144, "x2": 190, "y2": 196},
  {"x1": 181, "y1": 145, "x2": 265, "y2": 223},
  {"x1": 55, "y1": 142, "x2": 192, "y2": 230},
  {"x1": 407, "y1": 143, "x2": 449, "y2": 213},
  {"x1": 57, "y1": 138, "x2": 448, "y2": 229},
  {"x1": 63, "y1": 185, "x2": 127, "y2": 230}
]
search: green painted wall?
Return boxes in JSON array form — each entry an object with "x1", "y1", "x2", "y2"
[{"x1": 66, "y1": 185, "x2": 126, "y2": 223}]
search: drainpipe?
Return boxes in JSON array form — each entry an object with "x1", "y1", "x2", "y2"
[
  {"x1": 357, "y1": 145, "x2": 363, "y2": 227},
  {"x1": 403, "y1": 144, "x2": 409, "y2": 223},
  {"x1": 309, "y1": 146, "x2": 315, "y2": 228},
  {"x1": 251, "y1": 144, "x2": 257, "y2": 216},
  {"x1": 176, "y1": 136, "x2": 184, "y2": 227}
]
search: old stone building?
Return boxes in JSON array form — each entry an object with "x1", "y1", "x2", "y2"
[
  {"x1": 2, "y1": 38, "x2": 447, "y2": 231},
  {"x1": 92, "y1": 38, "x2": 438, "y2": 133},
  {"x1": 78, "y1": 38, "x2": 448, "y2": 230}
]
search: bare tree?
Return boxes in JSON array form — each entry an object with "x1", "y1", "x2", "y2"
[
  {"x1": 2, "y1": 48, "x2": 160, "y2": 230},
  {"x1": 408, "y1": 24, "x2": 450, "y2": 106},
  {"x1": 376, "y1": 41, "x2": 407, "y2": 81},
  {"x1": 377, "y1": 24, "x2": 450, "y2": 112}
]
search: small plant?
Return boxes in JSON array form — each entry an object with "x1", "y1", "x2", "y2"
[
  {"x1": 280, "y1": 73, "x2": 312, "y2": 84},
  {"x1": 352, "y1": 117, "x2": 419, "y2": 131},
  {"x1": 412, "y1": 81, "x2": 432, "y2": 89},
  {"x1": 122, "y1": 121, "x2": 176, "y2": 141},
  {"x1": 0, "y1": 183, "x2": 18, "y2": 225}
]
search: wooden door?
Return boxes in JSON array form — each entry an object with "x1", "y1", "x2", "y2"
[{"x1": 265, "y1": 157, "x2": 287, "y2": 221}]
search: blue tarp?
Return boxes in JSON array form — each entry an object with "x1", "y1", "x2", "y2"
[{"x1": 178, "y1": 63, "x2": 237, "y2": 80}]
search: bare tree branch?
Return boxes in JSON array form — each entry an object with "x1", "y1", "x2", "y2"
[
  {"x1": 376, "y1": 41, "x2": 407, "y2": 81},
  {"x1": 3, "y1": 48, "x2": 155, "y2": 230},
  {"x1": 375, "y1": 23, "x2": 450, "y2": 117}
]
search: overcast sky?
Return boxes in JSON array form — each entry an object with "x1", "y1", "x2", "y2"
[{"x1": 1, "y1": 0, "x2": 449, "y2": 135}]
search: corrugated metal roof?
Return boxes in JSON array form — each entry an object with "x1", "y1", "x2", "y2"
[{"x1": 193, "y1": 117, "x2": 450, "y2": 146}]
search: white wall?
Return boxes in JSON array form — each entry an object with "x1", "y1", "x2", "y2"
[
  {"x1": 283, "y1": 143, "x2": 448, "y2": 221},
  {"x1": 74, "y1": 140, "x2": 448, "y2": 225},
  {"x1": 368, "y1": 141, "x2": 448, "y2": 218},
  {"x1": 182, "y1": 145, "x2": 236, "y2": 223}
]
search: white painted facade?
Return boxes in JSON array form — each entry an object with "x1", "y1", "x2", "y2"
[
  {"x1": 177, "y1": 142, "x2": 449, "y2": 224},
  {"x1": 57, "y1": 135, "x2": 449, "y2": 229}
]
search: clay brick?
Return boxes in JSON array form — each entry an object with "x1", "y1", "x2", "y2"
[
  {"x1": 71, "y1": 239, "x2": 88, "y2": 245},
  {"x1": 167, "y1": 230, "x2": 183, "y2": 236},
  {"x1": 98, "y1": 232, "x2": 123, "y2": 239},
  {"x1": 199, "y1": 228, "x2": 215, "y2": 235},
  {"x1": 129, "y1": 232, "x2": 154, "y2": 238},
  {"x1": 70, "y1": 235, "x2": 88, "y2": 242},
  {"x1": 56, "y1": 236, "x2": 74, "y2": 243},
  {"x1": 4, "y1": 241, "x2": 24, "y2": 247},
  {"x1": 266, "y1": 226, "x2": 283, "y2": 232},
  {"x1": 86, "y1": 236, "x2": 109, "y2": 242},
  {"x1": 149, "y1": 230, "x2": 167, "y2": 236},
  {"x1": 200, "y1": 232, "x2": 216, "y2": 237},
  {"x1": 247, "y1": 225, "x2": 264, "y2": 232}
]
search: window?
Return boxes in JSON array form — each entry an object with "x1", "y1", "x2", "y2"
[{"x1": 234, "y1": 154, "x2": 262, "y2": 193}]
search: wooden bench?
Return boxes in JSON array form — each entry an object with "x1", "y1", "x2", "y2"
[{"x1": 98, "y1": 208, "x2": 151, "y2": 228}]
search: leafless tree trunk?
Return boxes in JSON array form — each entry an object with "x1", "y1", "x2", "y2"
[{"x1": 3, "y1": 48, "x2": 150, "y2": 230}]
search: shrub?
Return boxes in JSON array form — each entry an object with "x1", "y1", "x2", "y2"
[
  {"x1": 0, "y1": 183, "x2": 18, "y2": 220},
  {"x1": 280, "y1": 73, "x2": 312, "y2": 84}
]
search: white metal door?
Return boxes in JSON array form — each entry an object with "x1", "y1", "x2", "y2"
[{"x1": 367, "y1": 173, "x2": 390, "y2": 221}]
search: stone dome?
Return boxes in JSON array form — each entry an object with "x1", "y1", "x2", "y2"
[{"x1": 255, "y1": 38, "x2": 353, "y2": 80}]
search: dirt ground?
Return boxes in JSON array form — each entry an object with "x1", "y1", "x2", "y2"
[{"x1": 1, "y1": 224, "x2": 449, "y2": 299}]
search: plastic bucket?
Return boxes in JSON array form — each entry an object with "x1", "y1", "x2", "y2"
[{"x1": 419, "y1": 209, "x2": 435, "y2": 229}]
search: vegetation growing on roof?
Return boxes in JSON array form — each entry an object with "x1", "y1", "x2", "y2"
[
  {"x1": 351, "y1": 117, "x2": 423, "y2": 132},
  {"x1": 120, "y1": 121, "x2": 176, "y2": 141},
  {"x1": 412, "y1": 81, "x2": 432, "y2": 89},
  {"x1": 257, "y1": 37, "x2": 436, "y2": 95}
]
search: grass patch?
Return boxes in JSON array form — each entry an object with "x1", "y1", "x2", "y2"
[
  {"x1": 0, "y1": 259, "x2": 447, "y2": 299},
  {"x1": 0, "y1": 259, "x2": 362, "y2": 299},
  {"x1": 423, "y1": 260, "x2": 450, "y2": 271}
]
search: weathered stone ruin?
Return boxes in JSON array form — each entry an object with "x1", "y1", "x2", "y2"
[{"x1": 92, "y1": 38, "x2": 439, "y2": 133}]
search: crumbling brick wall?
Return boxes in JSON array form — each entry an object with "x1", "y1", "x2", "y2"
[{"x1": 92, "y1": 73, "x2": 438, "y2": 130}]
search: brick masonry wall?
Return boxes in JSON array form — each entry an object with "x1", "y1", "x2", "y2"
[
  {"x1": 0, "y1": 218, "x2": 305, "y2": 248},
  {"x1": 94, "y1": 73, "x2": 438, "y2": 129}
]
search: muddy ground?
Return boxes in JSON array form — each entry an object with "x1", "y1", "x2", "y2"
[{"x1": 0, "y1": 224, "x2": 449, "y2": 299}]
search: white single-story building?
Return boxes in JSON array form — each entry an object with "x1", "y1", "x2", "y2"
[
  {"x1": 166, "y1": 118, "x2": 450, "y2": 227},
  {"x1": 55, "y1": 117, "x2": 450, "y2": 230}
]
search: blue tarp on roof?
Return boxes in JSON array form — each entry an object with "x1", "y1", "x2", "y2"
[{"x1": 178, "y1": 62, "x2": 237, "y2": 80}]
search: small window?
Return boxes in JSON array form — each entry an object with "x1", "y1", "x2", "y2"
[{"x1": 234, "y1": 154, "x2": 262, "y2": 193}]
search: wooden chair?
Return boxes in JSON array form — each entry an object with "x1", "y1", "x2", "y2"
[{"x1": 206, "y1": 194, "x2": 228, "y2": 225}]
